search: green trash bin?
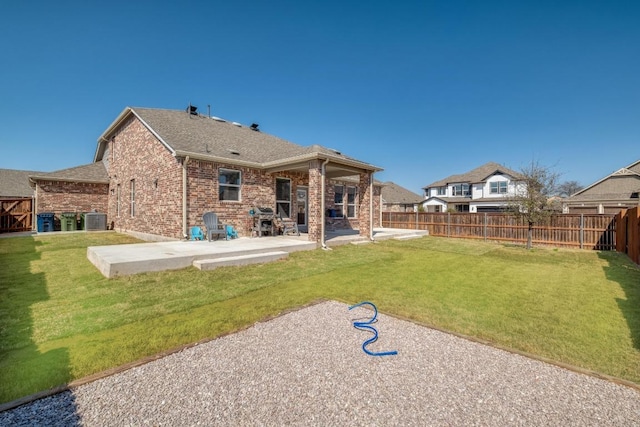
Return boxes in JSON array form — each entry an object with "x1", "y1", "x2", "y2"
[
  {"x1": 79, "y1": 213, "x2": 86, "y2": 231},
  {"x1": 60, "y1": 212, "x2": 77, "y2": 231}
]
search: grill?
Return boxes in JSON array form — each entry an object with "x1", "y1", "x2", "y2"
[{"x1": 252, "y1": 206, "x2": 275, "y2": 237}]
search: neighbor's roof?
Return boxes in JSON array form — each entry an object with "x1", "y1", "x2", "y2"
[
  {"x1": 95, "y1": 107, "x2": 382, "y2": 173},
  {"x1": 29, "y1": 161, "x2": 109, "y2": 185},
  {"x1": 567, "y1": 159, "x2": 640, "y2": 202},
  {"x1": 424, "y1": 162, "x2": 522, "y2": 189},
  {"x1": 0, "y1": 168, "x2": 42, "y2": 198},
  {"x1": 381, "y1": 181, "x2": 422, "y2": 205}
]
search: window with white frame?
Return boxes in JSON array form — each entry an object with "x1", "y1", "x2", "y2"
[
  {"x1": 219, "y1": 168, "x2": 241, "y2": 201},
  {"x1": 437, "y1": 186, "x2": 446, "y2": 196},
  {"x1": 276, "y1": 177, "x2": 291, "y2": 217},
  {"x1": 130, "y1": 179, "x2": 135, "y2": 217},
  {"x1": 333, "y1": 185, "x2": 344, "y2": 217},
  {"x1": 347, "y1": 186, "x2": 357, "y2": 218},
  {"x1": 490, "y1": 181, "x2": 508, "y2": 194},
  {"x1": 452, "y1": 183, "x2": 470, "y2": 196}
]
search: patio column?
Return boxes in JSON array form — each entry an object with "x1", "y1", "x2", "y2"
[
  {"x1": 308, "y1": 159, "x2": 323, "y2": 242},
  {"x1": 359, "y1": 172, "x2": 373, "y2": 239}
]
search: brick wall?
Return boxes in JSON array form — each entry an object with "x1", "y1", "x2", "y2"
[
  {"x1": 186, "y1": 159, "x2": 308, "y2": 237},
  {"x1": 106, "y1": 116, "x2": 184, "y2": 238},
  {"x1": 35, "y1": 181, "x2": 108, "y2": 228}
]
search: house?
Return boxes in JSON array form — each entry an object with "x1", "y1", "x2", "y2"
[
  {"x1": 421, "y1": 162, "x2": 522, "y2": 213},
  {"x1": 563, "y1": 159, "x2": 640, "y2": 214},
  {"x1": 30, "y1": 106, "x2": 383, "y2": 244},
  {"x1": 381, "y1": 181, "x2": 422, "y2": 212}
]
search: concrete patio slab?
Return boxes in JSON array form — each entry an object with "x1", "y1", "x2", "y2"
[
  {"x1": 88, "y1": 237, "x2": 316, "y2": 278},
  {"x1": 87, "y1": 228, "x2": 428, "y2": 278}
]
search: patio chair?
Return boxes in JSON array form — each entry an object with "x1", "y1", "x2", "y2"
[
  {"x1": 203, "y1": 212, "x2": 228, "y2": 241},
  {"x1": 190, "y1": 226, "x2": 204, "y2": 241},
  {"x1": 277, "y1": 213, "x2": 300, "y2": 236},
  {"x1": 226, "y1": 225, "x2": 238, "y2": 239}
]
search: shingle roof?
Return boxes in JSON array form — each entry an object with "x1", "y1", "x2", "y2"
[
  {"x1": 29, "y1": 161, "x2": 109, "y2": 184},
  {"x1": 568, "y1": 160, "x2": 640, "y2": 202},
  {"x1": 96, "y1": 107, "x2": 381, "y2": 172},
  {"x1": 0, "y1": 169, "x2": 43, "y2": 198},
  {"x1": 424, "y1": 162, "x2": 522, "y2": 189},
  {"x1": 381, "y1": 181, "x2": 422, "y2": 204}
]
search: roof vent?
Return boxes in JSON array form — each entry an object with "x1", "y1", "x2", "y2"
[
  {"x1": 187, "y1": 104, "x2": 198, "y2": 115},
  {"x1": 231, "y1": 122, "x2": 242, "y2": 127},
  {"x1": 211, "y1": 116, "x2": 225, "y2": 122},
  {"x1": 631, "y1": 192, "x2": 639, "y2": 199},
  {"x1": 228, "y1": 149, "x2": 240, "y2": 156},
  {"x1": 250, "y1": 123, "x2": 260, "y2": 131}
]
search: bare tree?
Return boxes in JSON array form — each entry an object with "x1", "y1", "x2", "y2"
[
  {"x1": 508, "y1": 161, "x2": 560, "y2": 249},
  {"x1": 557, "y1": 180, "x2": 583, "y2": 197}
]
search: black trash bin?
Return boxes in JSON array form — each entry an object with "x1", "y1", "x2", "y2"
[{"x1": 37, "y1": 213, "x2": 55, "y2": 232}]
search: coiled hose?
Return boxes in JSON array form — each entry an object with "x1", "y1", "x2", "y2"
[{"x1": 348, "y1": 301, "x2": 398, "y2": 357}]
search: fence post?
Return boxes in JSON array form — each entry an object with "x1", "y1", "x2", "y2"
[
  {"x1": 415, "y1": 210, "x2": 418, "y2": 230},
  {"x1": 580, "y1": 214, "x2": 584, "y2": 250},
  {"x1": 447, "y1": 212, "x2": 451, "y2": 238},
  {"x1": 484, "y1": 213, "x2": 487, "y2": 241}
]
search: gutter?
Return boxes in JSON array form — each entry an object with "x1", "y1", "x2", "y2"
[
  {"x1": 182, "y1": 156, "x2": 190, "y2": 239},
  {"x1": 320, "y1": 158, "x2": 330, "y2": 250}
]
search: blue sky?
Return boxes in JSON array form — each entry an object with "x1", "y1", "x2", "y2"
[{"x1": 1, "y1": 0, "x2": 638, "y2": 194}]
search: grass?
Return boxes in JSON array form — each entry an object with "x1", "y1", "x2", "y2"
[{"x1": 1, "y1": 232, "x2": 639, "y2": 404}]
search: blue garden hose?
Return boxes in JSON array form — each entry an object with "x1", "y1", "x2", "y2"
[{"x1": 348, "y1": 301, "x2": 398, "y2": 357}]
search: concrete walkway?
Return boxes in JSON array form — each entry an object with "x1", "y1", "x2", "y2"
[{"x1": 88, "y1": 228, "x2": 428, "y2": 278}]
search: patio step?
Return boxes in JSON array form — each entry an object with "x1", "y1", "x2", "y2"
[{"x1": 193, "y1": 251, "x2": 289, "y2": 271}]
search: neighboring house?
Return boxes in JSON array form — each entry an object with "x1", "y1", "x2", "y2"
[
  {"x1": 381, "y1": 181, "x2": 422, "y2": 212},
  {"x1": 0, "y1": 168, "x2": 43, "y2": 233},
  {"x1": 0, "y1": 169, "x2": 41, "y2": 199},
  {"x1": 421, "y1": 162, "x2": 523, "y2": 213},
  {"x1": 563, "y1": 159, "x2": 640, "y2": 214},
  {"x1": 32, "y1": 106, "x2": 383, "y2": 243}
]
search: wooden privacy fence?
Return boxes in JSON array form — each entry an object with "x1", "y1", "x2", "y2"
[
  {"x1": 616, "y1": 207, "x2": 640, "y2": 264},
  {"x1": 0, "y1": 198, "x2": 33, "y2": 233},
  {"x1": 382, "y1": 212, "x2": 617, "y2": 250}
]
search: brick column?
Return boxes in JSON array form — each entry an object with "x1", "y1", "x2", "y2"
[
  {"x1": 308, "y1": 159, "x2": 322, "y2": 242},
  {"x1": 359, "y1": 172, "x2": 372, "y2": 239}
]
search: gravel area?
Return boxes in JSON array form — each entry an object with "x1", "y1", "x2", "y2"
[{"x1": 2, "y1": 300, "x2": 639, "y2": 426}]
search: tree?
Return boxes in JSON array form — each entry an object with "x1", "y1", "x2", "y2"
[
  {"x1": 557, "y1": 180, "x2": 583, "y2": 197},
  {"x1": 508, "y1": 161, "x2": 560, "y2": 249}
]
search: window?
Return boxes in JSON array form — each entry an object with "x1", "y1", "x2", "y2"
[
  {"x1": 276, "y1": 178, "x2": 291, "y2": 217},
  {"x1": 437, "y1": 186, "x2": 446, "y2": 196},
  {"x1": 334, "y1": 185, "x2": 344, "y2": 217},
  {"x1": 452, "y1": 183, "x2": 470, "y2": 196},
  {"x1": 347, "y1": 186, "x2": 357, "y2": 218},
  {"x1": 219, "y1": 168, "x2": 241, "y2": 201},
  {"x1": 490, "y1": 181, "x2": 508, "y2": 194},
  {"x1": 130, "y1": 179, "x2": 135, "y2": 217},
  {"x1": 116, "y1": 184, "x2": 121, "y2": 217}
]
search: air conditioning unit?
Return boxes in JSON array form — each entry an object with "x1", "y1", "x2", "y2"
[{"x1": 85, "y1": 213, "x2": 107, "y2": 231}]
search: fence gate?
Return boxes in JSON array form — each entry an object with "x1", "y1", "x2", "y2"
[{"x1": 0, "y1": 198, "x2": 33, "y2": 233}]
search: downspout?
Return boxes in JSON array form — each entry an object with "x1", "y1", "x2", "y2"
[
  {"x1": 369, "y1": 171, "x2": 375, "y2": 241},
  {"x1": 182, "y1": 156, "x2": 190, "y2": 239},
  {"x1": 320, "y1": 158, "x2": 330, "y2": 249}
]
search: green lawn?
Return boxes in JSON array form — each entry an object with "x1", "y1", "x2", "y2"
[{"x1": 1, "y1": 232, "x2": 639, "y2": 404}]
